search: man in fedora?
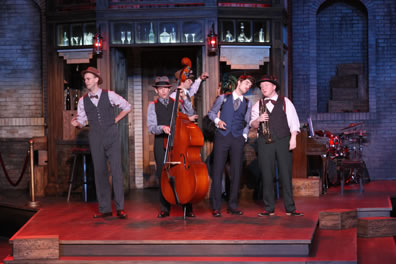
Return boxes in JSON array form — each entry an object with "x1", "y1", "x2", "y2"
[
  {"x1": 71, "y1": 66, "x2": 131, "y2": 219},
  {"x1": 250, "y1": 75, "x2": 303, "y2": 217},
  {"x1": 147, "y1": 76, "x2": 195, "y2": 218}
]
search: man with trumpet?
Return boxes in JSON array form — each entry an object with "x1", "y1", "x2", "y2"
[{"x1": 250, "y1": 76, "x2": 303, "y2": 217}]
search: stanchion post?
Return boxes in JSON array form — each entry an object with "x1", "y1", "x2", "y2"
[{"x1": 28, "y1": 139, "x2": 40, "y2": 208}]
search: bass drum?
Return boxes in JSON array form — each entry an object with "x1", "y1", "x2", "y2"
[{"x1": 326, "y1": 158, "x2": 339, "y2": 185}]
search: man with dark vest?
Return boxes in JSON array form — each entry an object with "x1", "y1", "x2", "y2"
[
  {"x1": 71, "y1": 67, "x2": 131, "y2": 219},
  {"x1": 250, "y1": 75, "x2": 303, "y2": 216},
  {"x1": 147, "y1": 76, "x2": 195, "y2": 218},
  {"x1": 208, "y1": 75, "x2": 254, "y2": 217}
]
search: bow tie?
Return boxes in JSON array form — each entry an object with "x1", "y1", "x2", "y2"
[
  {"x1": 90, "y1": 95, "x2": 98, "y2": 99},
  {"x1": 265, "y1": 99, "x2": 276, "y2": 105}
]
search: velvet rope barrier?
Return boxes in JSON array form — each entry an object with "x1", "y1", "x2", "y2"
[{"x1": 0, "y1": 150, "x2": 29, "y2": 187}]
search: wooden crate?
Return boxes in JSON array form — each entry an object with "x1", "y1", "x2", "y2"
[
  {"x1": 319, "y1": 209, "x2": 357, "y2": 230},
  {"x1": 358, "y1": 217, "x2": 396, "y2": 238},
  {"x1": 292, "y1": 177, "x2": 321, "y2": 197},
  {"x1": 63, "y1": 110, "x2": 77, "y2": 140},
  {"x1": 13, "y1": 235, "x2": 59, "y2": 260}
]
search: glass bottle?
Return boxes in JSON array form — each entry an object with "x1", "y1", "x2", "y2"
[
  {"x1": 63, "y1": 32, "x2": 69, "y2": 46},
  {"x1": 65, "y1": 87, "x2": 71, "y2": 110},
  {"x1": 73, "y1": 90, "x2": 79, "y2": 110},
  {"x1": 170, "y1": 27, "x2": 176, "y2": 43},
  {"x1": 148, "y1": 22, "x2": 155, "y2": 43},
  {"x1": 225, "y1": 30, "x2": 233, "y2": 42},
  {"x1": 238, "y1": 23, "x2": 246, "y2": 42},
  {"x1": 160, "y1": 27, "x2": 170, "y2": 43},
  {"x1": 259, "y1": 28, "x2": 265, "y2": 42}
]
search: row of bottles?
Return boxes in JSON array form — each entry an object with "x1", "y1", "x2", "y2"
[
  {"x1": 64, "y1": 87, "x2": 81, "y2": 111},
  {"x1": 223, "y1": 22, "x2": 269, "y2": 43}
]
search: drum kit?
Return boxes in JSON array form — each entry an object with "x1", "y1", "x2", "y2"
[
  {"x1": 315, "y1": 122, "x2": 367, "y2": 161},
  {"x1": 315, "y1": 122, "x2": 369, "y2": 189}
]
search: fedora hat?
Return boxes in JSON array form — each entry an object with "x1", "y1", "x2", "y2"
[
  {"x1": 81, "y1": 67, "x2": 103, "y2": 85},
  {"x1": 152, "y1": 76, "x2": 172, "y2": 88},
  {"x1": 256, "y1": 75, "x2": 280, "y2": 91}
]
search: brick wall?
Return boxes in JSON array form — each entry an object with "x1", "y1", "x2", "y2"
[
  {"x1": 316, "y1": 1, "x2": 368, "y2": 112},
  {"x1": 291, "y1": 0, "x2": 396, "y2": 180},
  {"x1": 0, "y1": 0, "x2": 44, "y2": 190},
  {"x1": 0, "y1": 0, "x2": 44, "y2": 137}
]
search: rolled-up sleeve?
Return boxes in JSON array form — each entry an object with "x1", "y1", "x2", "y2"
[
  {"x1": 108, "y1": 91, "x2": 131, "y2": 112},
  {"x1": 147, "y1": 103, "x2": 164, "y2": 135},
  {"x1": 243, "y1": 100, "x2": 252, "y2": 137},
  {"x1": 285, "y1": 97, "x2": 300, "y2": 133},
  {"x1": 208, "y1": 95, "x2": 225, "y2": 125},
  {"x1": 76, "y1": 97, "x2": 88, "y2": 127}
]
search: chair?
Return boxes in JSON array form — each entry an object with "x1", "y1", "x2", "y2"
[{"x1": 66, "y1": 147, "x2": 91, "y2": 202}]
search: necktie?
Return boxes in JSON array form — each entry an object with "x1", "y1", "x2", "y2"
[
  {"x1": 265, "y1": 99, "x2": 276, "y2": 105},
  {"x1": 161, "y1": 98, "x2": 169, "y2": 106},
  {"x1": 233, "y1": 98, "x2": 241, "y2": 111},
  {"x1": 90, "y1": 95, "x2": 98, "y2": 99}
]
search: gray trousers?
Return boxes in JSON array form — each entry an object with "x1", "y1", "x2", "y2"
[{"x1": 89, "y1": 125, "x2": 124, "y2": 213}]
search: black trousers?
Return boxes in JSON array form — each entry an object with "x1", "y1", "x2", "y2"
[
  {"x1": 154, "y1": 137, "x2": 192, "y2": 213},
  {"x1": 211, "y1": 132, "x2": 245, "y2": 211},
  {"x1": 257, "y1": 136, "x2": 296, "y2": 213}
]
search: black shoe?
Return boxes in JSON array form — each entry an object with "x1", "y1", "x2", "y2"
[
  {"x1": 212, "y1": 210, "x2": 221, "y2": 217},
  {"x1": 258, "y1": 210, "x2": 275, "y2": 217},
  {"x1": 117, "y1": 210, "x2": 128, "y2": 219},
  {"x1": 227, "y1": 208, "x2": 243, "y2": 215},
  {"x1": 185, "y1": 211, "x2": 195, "y2": 217},
  {"x1": 93, "y1": 212, "x2": 112, "y2": 218},
  {"x1": 286, "y1": 210, "x2": 304, "y2": 216},
  {"x1": 157, "y1": 211, "x2": 170, "y2": 218}
]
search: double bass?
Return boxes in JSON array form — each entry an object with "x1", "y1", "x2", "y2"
[{"x1": 160, "y1": 58, "x2": 209, "y2": 216}]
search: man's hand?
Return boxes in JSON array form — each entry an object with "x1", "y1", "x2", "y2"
[
  {"x1": 257, "y1": 112, "x2": 269, "y2": 122},
  {"x1": 218, "y1": 120, "x2": 227, "y2": 130},
  {"x1": 200, "y1": 72, "x2": 209, "y2": 80},
  {"x1": 179, "y1": 87, "x2": 187, "y2": 100},
  {"x1": 188, "y1": 114, "x2": 198, "y2": 122},
  {"x1": 289, "y1": 132, "x2": 298, "y2": 150},
  {"x1": 71, "y1": 117, "x2": 82, "y2": 128},
  {"x1": 162, "y1": 126, "x2": 171, "y2": 134}
]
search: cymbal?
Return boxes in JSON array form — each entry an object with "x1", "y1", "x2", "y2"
[
  {"x1": 341, "y1": 122, "x2": 362, "y2": 130},
  {"x1": 314, "y1": 130, "x2": 333, "y2": 137},
  {"x1": 343, "y1": 130, "x2": 367, "y2": 135}
]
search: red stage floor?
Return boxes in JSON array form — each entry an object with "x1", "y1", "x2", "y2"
[{"x1": 1, "y1": 180, "x2": 396, "y2": 263}]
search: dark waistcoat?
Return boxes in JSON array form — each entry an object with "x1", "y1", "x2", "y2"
[
  {"x1": 265, "y1": 97, "x2": 290, "y2": 140},
  {"x1": 83, "y1": 91, "x2": 116, "y2": 134},
  {"x1": 218, "y1": 96, "x2": 247, "y2": 137}
]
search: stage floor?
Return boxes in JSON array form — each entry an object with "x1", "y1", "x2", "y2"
[{"x1": 2, "y1": 180, "x2": 396, "y2": 263}]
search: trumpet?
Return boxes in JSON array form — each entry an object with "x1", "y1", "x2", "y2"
[{"x1": 260, "y1": 99, "x2": 272, "y2": 143}]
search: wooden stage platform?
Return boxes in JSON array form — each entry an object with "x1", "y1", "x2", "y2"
[{"x1": 1, "y1": 180, "x2": 396, "y2": 263}]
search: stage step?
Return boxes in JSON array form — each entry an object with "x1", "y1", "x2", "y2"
[
  {"x1": 319, "y1": 209, "x2": 357, "y2": 230},
  {"x1": 357, "y1": 216, "x2": 396, "y2": 238}
]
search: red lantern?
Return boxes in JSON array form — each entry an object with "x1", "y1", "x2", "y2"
[
  {"x1": 207, "y1": 24, "x2": 218, "y2": 55},
  {"x1": 93, "y1": 33, "x2": 103, "y2": 55}
]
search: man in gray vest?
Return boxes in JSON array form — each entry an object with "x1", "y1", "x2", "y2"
[
  {"x1": 71, "y1": 67, "x2": 131, "y2": 219},
  {"x1": 250, "y1": 76, "x2": 303, "y2": 217}
]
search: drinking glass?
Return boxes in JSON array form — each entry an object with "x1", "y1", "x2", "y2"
[
  {"x1": 184, "y1": 33, "x2": 189, "y2": 43},
  {"x1": 127, "y1": 31, "x2": 132, "y2": 44},
  {"x1": 121, "y1": 31, "x2": 125, "y2": 44}
]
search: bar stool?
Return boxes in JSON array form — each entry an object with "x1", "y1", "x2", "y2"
[{"x1": 67, "y1": 147, "x2": 91, "y2": 202}]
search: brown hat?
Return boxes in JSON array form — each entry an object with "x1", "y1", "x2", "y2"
[
  {"x1": 256, "y1": 75, "x2": 280, "y2": 91},
  {"x1": 152, "y1": 76, "x2": 172, "y2": 88},
  {"x1": 81, "y1": 67, "x2": 103, "y2": 85}
]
